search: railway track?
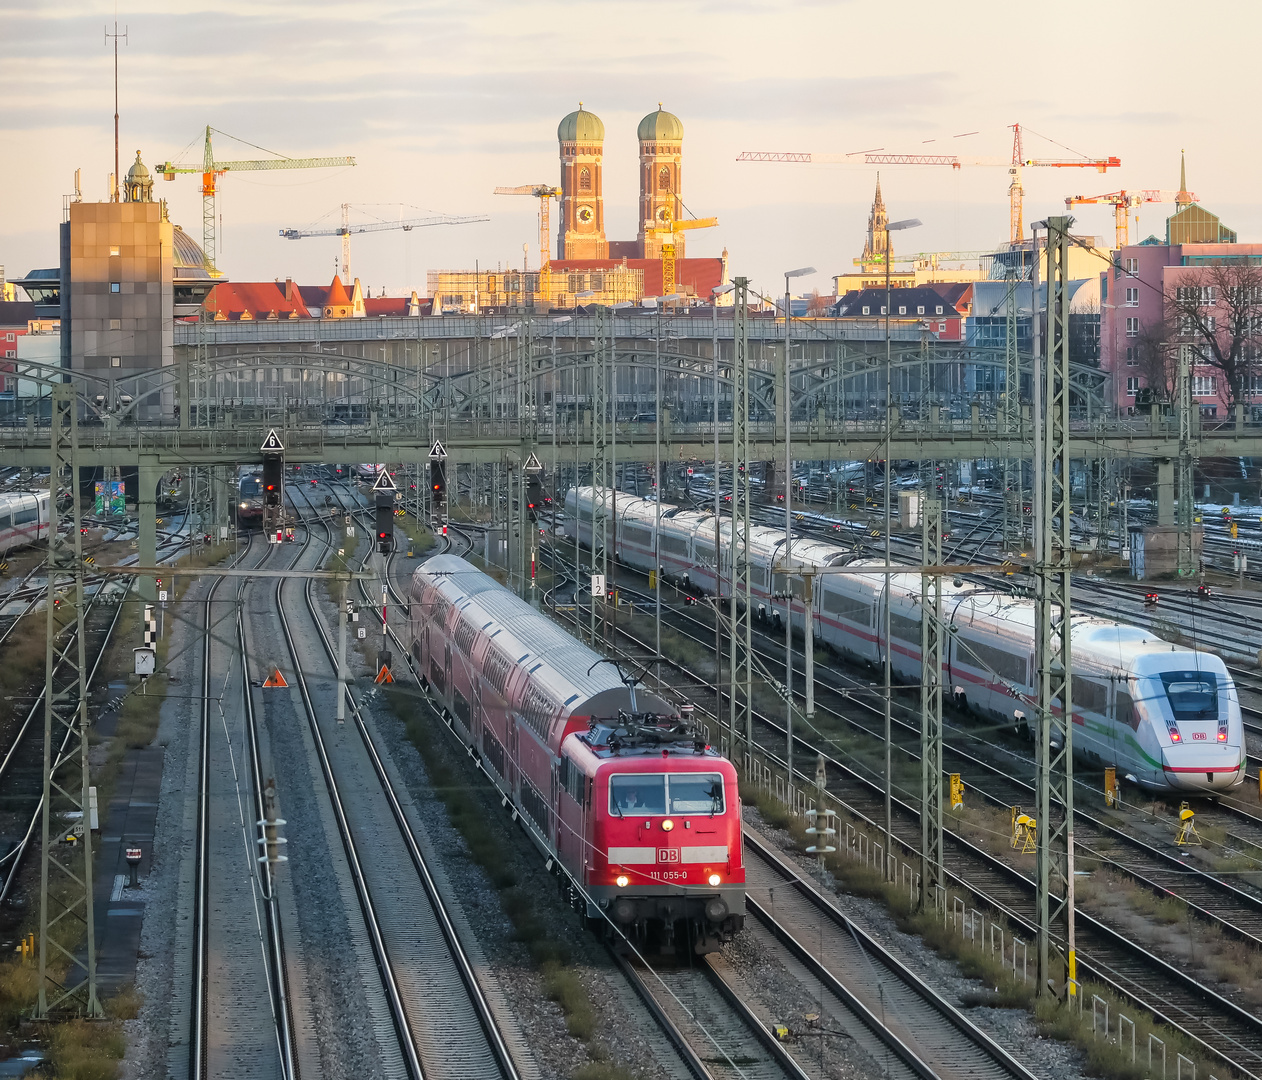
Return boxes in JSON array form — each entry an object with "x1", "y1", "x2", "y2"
[
  {"x1": 537, "y1": 539, "x2": 1262, "y2": 1079},
  {"x1": 191, "y1": 531, "x2": 300, "y2": 1080},
  {"x1": 282, "y1": 480, "x2": 523, "y2": 1080}
]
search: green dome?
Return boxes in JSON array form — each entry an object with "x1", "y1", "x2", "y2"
[
  {"x1": 558, "y1": 104, "x2": 605, "y2": 143},
  {"x1": 637, "y1": 106, "x2": 683, "y2": 142},
  {"x1": 126, "y1": 150, "x2": 150, "y2": 182}
]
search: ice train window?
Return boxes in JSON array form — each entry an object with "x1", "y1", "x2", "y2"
[
  {"x1": 1115, "y1": 689, "x2": 1137, "y2": 730},
  {"x1": 1159, "y1": 671, "x2": 1218, "y2": 722}
]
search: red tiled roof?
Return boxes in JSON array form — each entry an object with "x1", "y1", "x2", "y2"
[
  {"x1": 550, "y1": 258, "x2": 725, "y2": 299},
  {"x1": 205, "y1": 282, "x2": 310, "y2": 320},
  {"x1": 363, "y1": 296, "x2": 409, "y2": 317}
]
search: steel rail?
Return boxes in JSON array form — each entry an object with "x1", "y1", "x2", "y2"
[
  {"x1": 0, "y1": 597, "x2": 124, "y2": 898},
  {"x1": 537, "y1": 541, "x2": 1262, "y2": 1079},
  {"x1": 745, "y1": 831, "x2": 1042, "y2": 1080},
  {"x1": 272, "y1": 520, "x2": 425, "y2": 1080},
  {"x1": 193, "y1": 531, "x2": 298, "y2": 1080},
  {"x1": 290, "y1": 477, "x2": 521, "y2": 1079}
]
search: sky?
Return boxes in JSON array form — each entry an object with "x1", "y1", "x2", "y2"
[{"x1": 4, "y1": 0, "x2": 1261, "y2": 302}]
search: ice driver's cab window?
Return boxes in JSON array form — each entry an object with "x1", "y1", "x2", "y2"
[
  {"x1": 609, "y1": 773, "x2": 724, "y2": 816},
  {"x1": 1159, "y1": 671, "x2": 1219, "y2": 722}
]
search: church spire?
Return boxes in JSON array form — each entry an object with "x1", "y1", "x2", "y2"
[
  {"x1": 1176, "y1": 150, "x2": 1193, "y2": 209},
  {"x1": 860, "y1": 174, "x2": 890, "y2": 271}
]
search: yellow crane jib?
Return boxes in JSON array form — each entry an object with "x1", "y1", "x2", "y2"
[
  {"x1": 645, "y1": 214, "x2": 718, "y2": 296},
  {"x1": 494, "y1": 185, "x2": 562, "y2": 271},
  {"x1": 155, "y1": 126, "x2": 355, "y2": 269}
]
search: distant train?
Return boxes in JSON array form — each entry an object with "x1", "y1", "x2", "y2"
[
  {"x1": 0, "y1": 491, "x2": 50, "y2": 556},
  {"x1": 411, "y1": 554, "x2": 745, "y2": 952},
  {"x1": 232, "y1": 469, "x2": 264, "y2": 530},
  {"x1": 565, "y1": 487, "x2": 1245, "y2": 795}
]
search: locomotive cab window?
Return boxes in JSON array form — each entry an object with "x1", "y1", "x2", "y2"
[
  {"x1": 608, "y1": 773, "x2": 724, "y2": 816},
  {"x1": 1159, "y1": 671, "x2": 1218, "y2": 721},
  {"x1": 668, "y1": 773, "x2": 725, "y2": 815},
  {"x1": 610, "y1": 774, "x2": 665, "y2": 815}
]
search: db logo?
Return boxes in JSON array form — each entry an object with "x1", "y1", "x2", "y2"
[
  {"x1": 657, "y1": 848, "x2": 679, "y2": 864},
  {"x1": 1191, "y1": 732, "x2": 1207, "y2": 741}
]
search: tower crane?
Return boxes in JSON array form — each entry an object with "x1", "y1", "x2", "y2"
[
  {"x1": 1064, "y1": 188, "x2": 1196, "y2": 249},
  {"x1": 279, "y1": 204, "x2": 490, "y2": 279},
  {"x1": 738, "y1": 123, "x2": 1120, "y2": 243},
  {"x1": 645, "y1": 213, "x2": 718, "y2": 295},
  {"x1": 493, "y1": 185, "x2": 561, "y2": 270},
  {"x1": 156, "y1": 126, "x2": 355, "y2": 270}
]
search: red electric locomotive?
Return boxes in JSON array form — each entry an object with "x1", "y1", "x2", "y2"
[{"x1": 410, "y1": 554, "x2": 745, "y2": 953}]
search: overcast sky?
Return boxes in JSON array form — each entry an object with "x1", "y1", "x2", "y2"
[{"x1": 3, "y1": 0, "x2": 1258, "y2": 301}]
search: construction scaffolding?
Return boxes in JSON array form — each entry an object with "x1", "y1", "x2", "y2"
[{"x1": 428, "y1": 266, "x2": 645, "y2": 314}]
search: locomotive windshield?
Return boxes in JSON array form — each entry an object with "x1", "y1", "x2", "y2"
[
  {"x1": 240, "y1": 477, "x2": 261, "y2": 496},
  {"x1": 1159, "y1": 671, "x2": 1219, "y2": 722},
  {"x1": 609, "y1": 773, "x2": 724, "y2": 816}
]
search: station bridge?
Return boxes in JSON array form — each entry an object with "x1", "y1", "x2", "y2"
[{"x1": 0, "y1": 329, "x2": 1248, "y2": 596}]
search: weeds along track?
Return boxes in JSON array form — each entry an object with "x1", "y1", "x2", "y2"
[
  {"x1": 283, "y1": 479, "x2": 522, "y2": 1080},
  {"x1": 536, "y1": 540, "x2": 1262, "y2": 1079}
]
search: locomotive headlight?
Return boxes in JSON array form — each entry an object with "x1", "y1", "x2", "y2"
[
  {"x1": 661, "y1": 819, "x2": 674, "y2": 832},
  {"x1": 707, "y1": 873, "x2": 721, "y2": 887},
  {"x1": 615, "y1": 875, "x2": 630, "y2": 888},
  {"x1": 240, "y1": 502, "x2": 248, "y2": 508}
]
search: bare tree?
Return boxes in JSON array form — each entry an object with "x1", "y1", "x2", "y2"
[
  {"x1": 1164, "y1": 261, "x2": 1262, "y2": 406},
  {"x1": 1133, "y1": 322, "x2": 1176, "y2": 404},
  {"x1": 806, "y1": 289, "x2": 831, "y2": 317}
]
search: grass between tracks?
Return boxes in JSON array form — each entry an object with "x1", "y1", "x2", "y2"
[
  {"x1": 383, "y1": 688, "x2": 632, "y2": 1080},
  {"x1": 0, "y1": 543, "x2": 235, "y2": 1077},
  {"x1": 740, "y1": 783, "x2": 1247, "y2": 1080}
]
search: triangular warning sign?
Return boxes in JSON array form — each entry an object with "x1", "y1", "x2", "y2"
[
  {"x1": 429, "y1": 440, "x2": 447, "y2": 460},
  {"x1": 262, "y1": 668, "x2": 288, "y2": 688},
  {"x1": 372, "y1": 469, "x2": 397, "y2": 492},
  {"x1": 260, "y1": 429, "x2": 285, "y2": 453},
  {"x1": 524, "y1": 451, "x2": 544, "y2": 472},
  {"x1": 374, "y1": 664, "x2": 394, "y2": 684}
]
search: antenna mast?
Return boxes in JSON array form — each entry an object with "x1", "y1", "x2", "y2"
[{"x1": 104, "y1": 19, "x2": 128, "y2": 201}]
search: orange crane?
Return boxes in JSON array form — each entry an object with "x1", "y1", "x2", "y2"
[
  {"x1": 493, "y1": 185, "x2": 562, "y2": 269},
  {"x1": 738, "y1": 123, "x2": 1120, "y2": 243},
  {"x1": 157, "y1": 126, "x2": 355, "y2": 270},
  {"x1": 1063, "y1": 188, "x2": 1196, "y2": 249},
  {"x1": 645, "y1": 213, "x2": 718, "y2": 295}
]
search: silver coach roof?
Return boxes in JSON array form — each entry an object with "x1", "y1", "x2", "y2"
[{"x1": 418, "y1": 554, "x2": 634, "y2": 712}]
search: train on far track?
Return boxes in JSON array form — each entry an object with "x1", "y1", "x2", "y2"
[
  {"x1": 565, "y1": 486, "x2": 1245, "y2": 795},
  {"x1": 410, "y1": 554, "x2": 745, "y2": 953},
  {"x1": 232, "y1": 468, "x2": 265, "y2": 530},
  {"x1": 0, "y1": 491, "x2": 51, "y2": 556}
]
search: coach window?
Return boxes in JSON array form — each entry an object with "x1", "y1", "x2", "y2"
[
  {"x1": 14, "y1": 507, "x2": 36, "y2": 525},
  {"x1": 609, "y1": 774, "x2": 666, "y2": 815}
]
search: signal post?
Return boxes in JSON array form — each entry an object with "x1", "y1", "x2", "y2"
[{"x1": 260, "y1": 429, "x2": 285, "y2": 542}]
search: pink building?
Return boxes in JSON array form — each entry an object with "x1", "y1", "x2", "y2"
[{"x1": 1099, "y1": 196, "x2": 1262, "y2": 418}]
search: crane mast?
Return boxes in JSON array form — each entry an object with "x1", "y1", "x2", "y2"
[{"x1": 157, "y1": 126, "x2": 355, "y2": 269}]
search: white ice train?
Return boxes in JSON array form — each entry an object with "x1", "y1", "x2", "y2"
[
  {"x1": 564, "y1": 487, "x2": 1245, "y2": 795},
  {"x1": 0, "y1": 491, "x2": 51, "y2": 556}
]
